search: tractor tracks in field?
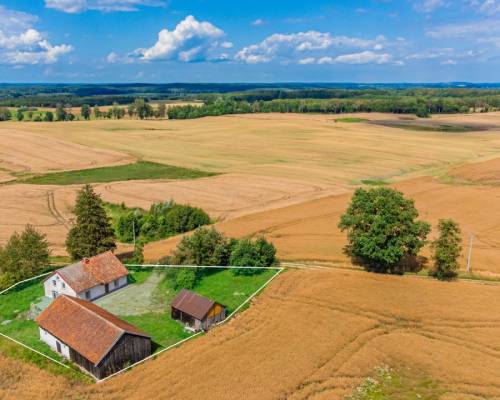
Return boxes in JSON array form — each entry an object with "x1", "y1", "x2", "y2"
[{"x1": 46, "y1": 190, "x2": 71, "y2": 231}]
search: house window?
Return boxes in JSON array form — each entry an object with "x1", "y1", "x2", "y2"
[
  {"x1": 62, "y1": 282, "x2": 66, "y2": 289},
  {"x1": 114, "y1": 279, "x2": 119, "y2": 288},
  {"x1": 85, "y1": 290, "x2": 91, "y2": 300},
  {"x1": 52, "y1": 280, "x2": 56, "y2": 286}
]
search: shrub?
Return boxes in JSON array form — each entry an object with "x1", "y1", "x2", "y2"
[
  {"x1": 175, "y1": 268, "x2": 196, "y2": 289},
  {"x1": 339, "y1": 187, "x2": 431, "y2": 274},
  {"x1": 229, "y1": 237, "x2": 277, "y2": 275},
  {"x1": 165, "y1": 204, "x2": 210, "y2": 234}
]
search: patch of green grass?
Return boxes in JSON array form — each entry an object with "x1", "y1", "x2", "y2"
[
  {"x1": 348, "y1": 365, "x2": 443, "y2": 400},
  {"x1": 128, "y1": 268, "x2": 154, "y2": 285},
  {"x1": 360, "y1": 179, "x2": 388, "y2": 186},
  {"x1": 120, "y1": 313, "x2": 191, "y2": 352},
  {"x1": 20, "y1": 161, "x2": 218, "y2": 185},
  {"x1": 193, "y1": 269, "x2": 277, "y2": 314},
  {"x1": 335, "y1": 117, "x2": 369, "y2": 123}
]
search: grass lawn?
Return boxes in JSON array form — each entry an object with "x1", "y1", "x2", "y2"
[
  {"x1": 0, "y1": 266, "x2": 280, "y2": 375},
  {"x1": 335, "y1": 117, "x2": 369, "y2": 123},
  {"x1": 20, "y1": 161, "x2": 218, "y2": 185},
  {"x1": 0, "y1": 278, "x2": 88, "y2": 381},
  {"x1": 115, "y1": 268, "x2": 279, "y2": 351}
]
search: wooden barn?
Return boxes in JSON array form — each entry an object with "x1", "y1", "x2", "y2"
[
  {"x1": 171, "y1": 289, "x2": 226, "y2": 331},
  {"x1": 36, "y1": 295, "x2": 151, "y2": 379}
]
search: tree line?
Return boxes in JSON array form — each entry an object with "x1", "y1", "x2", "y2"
[{"x1": 167, "y1": 94, "x2": 500, "y2": 120}]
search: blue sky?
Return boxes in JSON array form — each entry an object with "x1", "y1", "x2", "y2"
[{"x1": 0, "y1": 0, "x2": 499, "y2": 83}]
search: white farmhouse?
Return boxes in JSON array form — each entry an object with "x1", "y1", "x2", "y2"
[{"x1": 44, "y1": 251, "x2": 129, "y2": 301}]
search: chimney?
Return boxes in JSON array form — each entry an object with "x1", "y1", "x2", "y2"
[{"x1": 83, "y1": 257, "x2": 90, "y2": 265}]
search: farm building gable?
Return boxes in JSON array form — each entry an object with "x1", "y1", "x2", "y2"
[
  {"x1": 48, "y1": 251, "x2": 128, "y2": 293},
  {"x1": 36, "y1": 295, "x2": 149, "y2": 365},
  {"x1": 171, "y1": 289, "x2": 216, "y2": 320}
]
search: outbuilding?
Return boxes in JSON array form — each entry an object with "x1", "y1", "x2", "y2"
[
  {"x1": 43, "y1": 251, "x2": 129, "y2": 301},
  {"x1": 36, "y1": 295, "x2": 151, "y2": 379},
  {"x1": 171, "y1": 289, "x2": 226, "y2": 331}
]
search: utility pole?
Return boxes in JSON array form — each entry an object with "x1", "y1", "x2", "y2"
[{"x1": 466, "y1": 234, "x2": 474, "y2": 274}]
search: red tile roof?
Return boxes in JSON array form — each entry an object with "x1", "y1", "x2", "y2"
[
  {"x1": 50, "y1": 251, "x2": 128, "y2": 293},
  {"x1": 171, "y1": 289, "x2": 217, "y2": 320},
  {"x1": 36, "y1": 295, "x2": 150, "y2": 366}
]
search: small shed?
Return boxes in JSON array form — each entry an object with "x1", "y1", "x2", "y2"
[
  {"x1": 171, "y1": 289, "x2": 226, "y2": 331},
  {"x1": 36, "y1": 295, "x2": 151, "y2": 379}
]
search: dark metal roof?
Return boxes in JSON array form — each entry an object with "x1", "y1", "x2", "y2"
[{"x1": 171, "y1": 289, "x2": 217, "y2": 320}]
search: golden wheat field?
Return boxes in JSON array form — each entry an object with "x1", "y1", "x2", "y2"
[
  {"x1": 3, "y1": 112, "x2": 500, "y2": 186},
  {"x1": 2, "y1": 268, "x2": 500, "y2": 400}
]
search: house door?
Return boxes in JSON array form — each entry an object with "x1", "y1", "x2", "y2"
[
  {"x1": 56, "y1": 341, "x2": 62, "y2": 353},
  {"x1": 104, "y1": 283, "x2": 109, "y2": 293}
]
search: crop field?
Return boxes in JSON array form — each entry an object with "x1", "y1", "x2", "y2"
[
  {"x1": 2, "y1": 268, "x2": 500, "y2": 399},
  {"x1": 145, "y1": 174, "x2": 500, "y2": 276},
  {"x1": 2, "y1": 112, "x2": 500, "y2": 187}
]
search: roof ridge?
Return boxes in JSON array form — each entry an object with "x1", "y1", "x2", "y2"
[{"x1": 62, "y1": 295, "x2": 126, "y2": 335}]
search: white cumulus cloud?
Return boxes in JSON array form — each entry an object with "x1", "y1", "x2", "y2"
[
  {"x1": 0, "y1": 6, "x2": 73, "y2": 65},
  {"x1": 235, "y1": 31, "x2": 390, "y2": 64},
  {"x1": 132, "y1": 15, "x2": 225, "y2": 62},
  {"x1": 45, "y1": 0, "x2": 165, "y2": 13}
]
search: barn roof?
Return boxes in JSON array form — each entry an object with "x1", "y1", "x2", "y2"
[
  {"x1": 171, "y1": 289, "x2": 218, "y2": 320},
  {"x1": 49, "y1": 251, "x2": 128, "y2": 293},
  {"x1": 36, "y1": 295, "x2": 150, "y2": 366}
]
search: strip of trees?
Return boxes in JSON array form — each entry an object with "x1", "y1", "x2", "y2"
[
  {"x1": 160, "y1": 227, "x2": 278, "y2": 289},
  {"x1": 339, "y1": 187, "x2": 463, "y2": 281}
]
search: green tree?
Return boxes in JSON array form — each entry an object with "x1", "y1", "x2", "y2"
[
  {"x1": 65, "y1": 184, "x2": 116, "y2": 260},
  {"x1": 55, "y1": 103, "x2": 67, "y2": 121},
  {"x1": 0, "y1": 107, "x2": 11, "y2": 121},
  {"x1": 81, "y1": 104, "x2": 91, "y2": 120},
  {"x1": 16, "y1": 109, "x2": 24, "y2": 121},
  {"x1": 44, "y1": 111, "x2": 54, "y2": 122},
  {"x1": 165, "y1": 204, "x2": 210, "y2": 234},
  {"x1": 0, "y1": 225, "x2": 50, "y2": 287},
  {"x1": 429, "y1": 219, "x2": 462, "y2": 281},
  {"x1": 229, "y1": 237, "x2": 277, "y2": 275},
  {"x1": 339, "y1": 187, "x2": 431, "y2": 274},
  {"x1": 93, "y1": 105, "x2": 102, "y2": 119},
  {"x1": 171, "y1": 227, "x2": 231, "y2": 267},
  {"x1": 175, "y1": 268, "x2": 196, "y2": 289},
  {"x1": 157, "y1": 103, "x2": 167, "y2": 119},
  {"x1": 133, "y1": 98, "x2": 154, "y2": 119}
]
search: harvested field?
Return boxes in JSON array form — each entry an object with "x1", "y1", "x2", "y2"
[
  {"x1": 4, "y1": 112, "x2": 500, "y2": 186},
  {"x1": 0, "y1": 128, "x2": 134, "y2": 181},
  {"x1": 448, "y1": 158, "x2": 500, "y2": 185},
  {"x1": 145, "y1": 176, "x2": 500, "y2": 276},
  {"x1": 0, "y1": 174, "x2": 337, "y2": 253},
  {"x1": 2, "y1": 268, "x2": 500, "y2": 399}
]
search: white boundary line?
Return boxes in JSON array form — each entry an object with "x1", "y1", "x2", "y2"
[
  {"x1": 0, "y1": 271, "x2": 52, "y2": 295},
  {"x1": 98, "y1": 266, "x2": 284, "y2": 383},
  {"x1": 0, "y1": 331, "x2": 70, "y2": 369},
  {"x1": 0, "y1": 265, "x2": 284, "y2": 383}
]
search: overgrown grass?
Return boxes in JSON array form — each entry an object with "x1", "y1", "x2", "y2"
[
  {"x1": 20, "y1": 161, "x2": 218, "y2": 185},
  {"x1": 348, "y1": 365, "x2": 443, "y2": 400},
  {"x1": 335, "y1": 117, "x2": 369, "y2": 123}
]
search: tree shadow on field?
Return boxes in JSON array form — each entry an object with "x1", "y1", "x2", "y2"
[{"x1": 344, "y1": 246, "x2": 428, "y2": 275}]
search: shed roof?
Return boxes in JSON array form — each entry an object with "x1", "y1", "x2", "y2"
[
  {"x1": 49, "y1": 251, "x2": 128, "y2": 293},
  {"x1": 36, "y1": 295, "x2": 150, "y2": 366},
  {"x1": 171, "y1": 289, "x2": 218, "y2": 320}
]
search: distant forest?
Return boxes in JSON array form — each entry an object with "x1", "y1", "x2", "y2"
[{"x1": 0, "y1": 83, "x2": 499, "y2": 119}]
